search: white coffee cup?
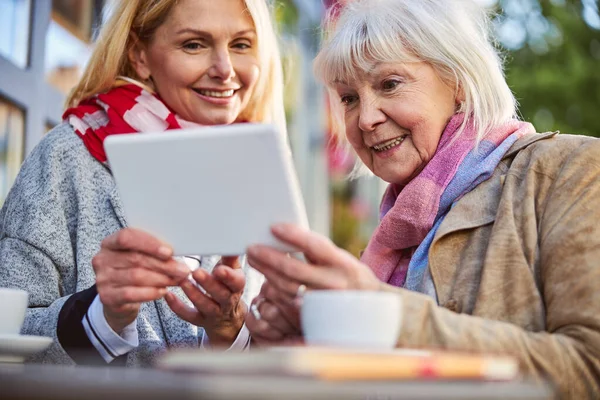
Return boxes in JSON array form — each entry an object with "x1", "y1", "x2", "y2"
[
  {"x1": 301, "y1": 290, "x2": 402, "y2": 350},
  {"x1": 0, "y1": 288, "x2": 29, "y2": 335}
]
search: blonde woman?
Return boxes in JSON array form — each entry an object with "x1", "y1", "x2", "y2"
[
  {"x1": 0, "y1": 0, "x2": 284, "y2": 366},
  {"x1": 246, "y1": 0, "x2": 600, "y2": 398}
]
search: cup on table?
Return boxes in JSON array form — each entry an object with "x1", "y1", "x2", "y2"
[
  {"x1": 300, "y1": 290, "x2": 402, "y2": 350},
  {"x1": 0, "y1": 288, "x2": 29, "y2": 335}
]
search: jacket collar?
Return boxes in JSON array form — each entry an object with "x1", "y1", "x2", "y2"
[
  {"x1": 434, "y1": 132, "x2": 558, "y2": 242},
  {"x1": 429, "y1": 131, "x2": 557, "y2": 304},
  {"x1": 434, "y1": 131, "x2": 557, "y2": 241},
  {"x1": 502, "y1": 131, "x2": 558, "y2": 160}
]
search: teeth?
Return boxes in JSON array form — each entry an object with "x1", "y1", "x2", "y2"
[
  {"x1": 197, "y1": 89, "x2": 235, "y2": 98},
  {"x1": 372, "y1": 136, "x2": 405, "y2": 152}
]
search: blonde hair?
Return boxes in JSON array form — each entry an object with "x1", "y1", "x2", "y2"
[
  {"x1": 67, "y1": 0, "x2": 286, "y2": 133},
  {"x1": 314, "y1": 0, "x2": 518, "y2": 146}
]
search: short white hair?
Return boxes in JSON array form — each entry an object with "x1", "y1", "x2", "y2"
[{"x1": 314, "y1": 0, "x2": 518, "y2": 148}]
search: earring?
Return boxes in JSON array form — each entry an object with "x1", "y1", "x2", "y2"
[{"x1": 455, "y1": 101, "x2": 466, "y2": 114}]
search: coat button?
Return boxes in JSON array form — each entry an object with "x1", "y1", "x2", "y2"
[{"x1": 443, "y1": 299, "x2": 460, "y2": 313}]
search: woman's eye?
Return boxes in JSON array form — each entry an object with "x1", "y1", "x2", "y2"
[
  {"x1": 232, "y1": 42, "x2": 251, "y2": 50},
  {"x1": 340, "y1": 95, "x2": 357, "y2": 105},
  {"x1": 183, "y1": 42, "x2": 203, "y2": 51},
  {"x1": 382, "y1": 79, "x2": 400, "y2": 91}
]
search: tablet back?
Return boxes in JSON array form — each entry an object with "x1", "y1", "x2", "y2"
[{"x1": 104, "y1": 124, "x2": 308, "y2": 256}]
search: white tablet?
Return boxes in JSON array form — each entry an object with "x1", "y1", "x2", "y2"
[{"x1": 104, "y1": 124, "x2": 309, "y2": 256}]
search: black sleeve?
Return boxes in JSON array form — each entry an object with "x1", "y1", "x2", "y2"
[{"x1": 57, "y1": 285, "x2": 127, "y2": 366}]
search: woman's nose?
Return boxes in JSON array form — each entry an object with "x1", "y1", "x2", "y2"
[
  {"x1": 357, "y1": 97, "x2": 386, "y2": 132},
  {"x1": 209, "y1": 49, "x2": 235, "y2": 81}
]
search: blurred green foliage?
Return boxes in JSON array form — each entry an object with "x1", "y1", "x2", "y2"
[
  {"x1": 331, "y1": 183, "x2": 368, "y2": 257},
  {"x1": 274, "y1": 0, "x2": 299, "y2": 33},
  {"x1": 496, "y1": 0, "x2": 600, "y2": 136}
]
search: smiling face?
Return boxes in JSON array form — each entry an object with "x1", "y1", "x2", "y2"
[
  {"x1": 333, "y1": 62, "x2": 458, "y2": 185},
  {"x1": 129, "y1": 0, "x2": 259, "y2": 125}
]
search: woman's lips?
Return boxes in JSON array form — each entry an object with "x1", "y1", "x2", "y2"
[
  {"x1": 196, "y1": 89, "x2": 235, "y2": 97},
  {"x1": 193, "y1": 88, "x2": 238, "y2": 105},
  {"x1": 371, "y1": 136, "x2": 406, "y2": 152}
]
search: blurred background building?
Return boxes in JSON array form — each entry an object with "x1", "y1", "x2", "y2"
[{"x1": 0, "y1": 0, "x2": 599, "y2": 256}]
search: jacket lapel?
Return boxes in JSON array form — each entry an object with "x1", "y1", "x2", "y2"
[
  {"x1": 434, "y1": 130, "x2": 558, "y2": 240},
  {"x1": 429, "y1": 169, "x2": 505, "y2": 304},
  {"x1": 428, "y1": 131, "x2": 558, "y2": 304},
  {"x1": 501, "y1": 131, "x2": 558, "y2": 160}
]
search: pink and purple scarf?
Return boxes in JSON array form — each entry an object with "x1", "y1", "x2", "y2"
[{"x1": 360, "y1": 113, "x2": 535, "y2": 297}]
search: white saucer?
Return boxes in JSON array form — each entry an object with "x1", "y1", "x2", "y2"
[{"x1": 0, "y1": 334, "x2": 52, "y2": 363}]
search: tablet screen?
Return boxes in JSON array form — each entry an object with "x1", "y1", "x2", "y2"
[{"x1": 104, "y1": 124, "x2": 309, "y2": 256}]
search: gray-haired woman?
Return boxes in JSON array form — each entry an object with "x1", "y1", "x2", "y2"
[{"x1": 244, "y1": 0, "x2": 600, "y2": 398}]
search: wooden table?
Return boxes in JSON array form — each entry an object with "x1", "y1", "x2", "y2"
[{"x1": 0, "y1": 364, "x2": 555, "y2": 400}]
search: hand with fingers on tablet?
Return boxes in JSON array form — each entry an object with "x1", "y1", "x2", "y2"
[
  {"x1": 247, "y1": 223, "x2": 381, "y2": 295},
  {"x1": 245, "y1": 223, "x2": 382, "y2": 345},
  {"x1": 93, "y1": 227, "x2": 247, "y2": 346},
  {"x1": 164, "y1": 256, "x2": 247, "y2": 347},
  {"x1": 92, "y1": 228, "x2": 190, "y2": 334}
]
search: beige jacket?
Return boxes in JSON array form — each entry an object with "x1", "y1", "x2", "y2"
[{"x1": 384, "y1": 132, "x2": 600, "y2": 399}]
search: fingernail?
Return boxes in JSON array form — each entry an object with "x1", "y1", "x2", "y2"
[
  {"x1": 159, "y1": 288, "x2": 168, "y2": 297},
  {"x1": 293, "y1": 297, "x2": 303, "y2": 309},
  {"x1": 247, "y1": 246, "x2": 258, "y2": 257},
  {"x1": 271, "y1": 224, "x2": 284, "y2": 234},
  {"x1": 216, "y1": 268, "x2": 227, "y2": 279},
  {"x1": 194, "y1": 269, "x2": 207, "y2": 281},
  {"x1": 176, "y1": 263, "x2": 190, "y2": 275},
  {"x1": 158, "y1": 245, "x2": 173, "y2": 258}
]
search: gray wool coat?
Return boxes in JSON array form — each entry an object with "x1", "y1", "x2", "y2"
[{"x1": 0, "y1": 123, "x2": 263, "y2": 367}]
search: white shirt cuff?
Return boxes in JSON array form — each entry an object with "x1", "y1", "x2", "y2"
[
  {"x1": 82, "y1": 294, "x2": 139, "y2": 363},
  {"x1": 200, "y1": 323, "x2": 251, "y2": 352}
]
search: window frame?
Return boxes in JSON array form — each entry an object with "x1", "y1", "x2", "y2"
[{"x1": 0, "y1": 0, "x2": 102, "y2": 156}]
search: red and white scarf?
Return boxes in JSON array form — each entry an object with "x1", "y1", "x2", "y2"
[{"x1": 63, "y1": 79, "x2": 201, "y2": 163}]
